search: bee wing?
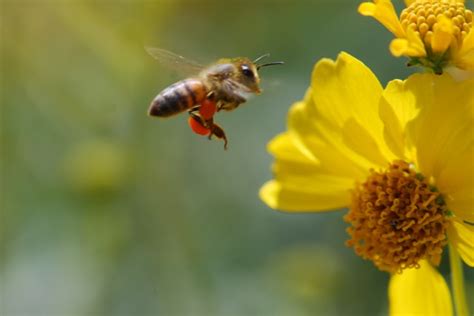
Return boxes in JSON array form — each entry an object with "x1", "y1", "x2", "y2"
[
  {"x1": 221, "y1": 78, "x2": 253, "y2": 99},
  {"x1": 145, "y1": 47, "x2": 204, "y2": 76}
]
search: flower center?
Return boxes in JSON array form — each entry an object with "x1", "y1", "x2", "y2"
[
  {"x1": 345, "y1": 160, "x2": 448, "y2": 273},
  {"x1": 400, "y1": 0, "x2": 472, "y2": 47}
]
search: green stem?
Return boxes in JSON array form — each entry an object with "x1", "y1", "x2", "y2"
[{"x1": 449, "y1": 242, "x2": 469, "y2": 316}]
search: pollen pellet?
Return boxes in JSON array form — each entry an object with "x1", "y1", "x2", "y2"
[
  {"x1": 199, "y1": 99, "x2": 217, "y2": 120},
  {"x1": 188, "y1": 116, "x2": 210, "y2": 136}
]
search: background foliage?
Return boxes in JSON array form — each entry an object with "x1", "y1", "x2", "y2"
[{"x1": 1, "y1": 0, "x2": 472, "y2": 315}]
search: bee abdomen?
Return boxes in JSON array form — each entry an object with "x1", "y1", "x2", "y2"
[{"x1": 148, "y1": 79, "x2": 207, "y2": 117}]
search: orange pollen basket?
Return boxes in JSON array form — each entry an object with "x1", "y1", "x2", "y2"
[
  {"x1": 199, "y1": 99, "x2": 217, "y2": 120},
  {"x1": 344, "y1": 160, "x2": 449, "y2": 273},
  {"x1": 188, "y1": 116, "x2": 210, "y2": 136}
]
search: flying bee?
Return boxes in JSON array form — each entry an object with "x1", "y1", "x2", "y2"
[{"x1": 146, "y1": 47, "x2": 283, "y2": 149}]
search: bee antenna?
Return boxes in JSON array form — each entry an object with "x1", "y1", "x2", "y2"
[
  {"x1": 253, "y1": 53, "x2": 270, "y2": 64},
  {"x1": 257, "y1": 61, "x2": 285, "y2": 70}
]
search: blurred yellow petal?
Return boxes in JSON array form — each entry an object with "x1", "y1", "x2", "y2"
[
  {"x1": 369, "y1": 0, "x2": 471, "y2": 72},
  {"x1": 358, "y1": 1, "x2": 405, "y2": 38},
  {"x1": 440, "y1": 141, "x2": 474, "y2": 223},
  {"x1": 438, "y1": 144, "x2": 473, "y2": 197},
  {"x1": 446, "y1": 188, "x2": 474, "y2": 223},
  {"x1": 448, "y1": 218, "x2": 474, "y2": 267},
  {"x1": 455, "y1": 50, "x2": 474, "y2": 70},
  {"x1": 259, "y1": 181, "x2": 349, "y2": 212},
  {"x1": 455, "y1": 28, "x2": 474, "y2": 70},
  {"x1": 458, "y1": 28, "x2": 474, "y2": 57},
  {"x1": 432, "y1": 15, "x2": 454, "y2": 54},
  {"x1": 390, "y1": 39, "x2": 411, "y2": 57},
  {"x1": 389, "y1": 28, "x2": 426, "y2": 57},
  {"x1": 389, "y1": 260, "x2": 453, "y2": 316}
]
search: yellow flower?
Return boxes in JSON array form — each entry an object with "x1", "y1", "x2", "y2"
[
  {"x1": 359, "y1": 0, "x2": 473, "y2": 73},
  {"x1": 260, "y1": 52, "x2": 473, "y2": 314}
]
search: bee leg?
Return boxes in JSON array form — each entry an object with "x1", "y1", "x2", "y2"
[
  {"x1": 188, "y1": 111, "x2": 208, "y2": 127},
  {"x1": 187, "y1": 105, "x2": 203, "y2": 120},
  {"x1": 209, "y1": 122, "x2": 228, "y2": 150},
  {"x1": 206, "y1": 91, "x2": 216, "y2": 101},
  {"x1": 217, "y1": 101, "x2": 241, "y2": 112},
  {"x1": 188, "y1": 105, "x2": 200, "y2": 114},
  {"x1": 188, "y1": 111, "x2": 227, "y2": 150}
]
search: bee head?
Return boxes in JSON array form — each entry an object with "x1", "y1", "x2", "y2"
[
  {"x1": 230, "y1": 58, "x2": 262, "y2": 94},
  {"x1": 211, "y1": 56, "x2": 283, "y2": 95},
  {"x1": 236, "y1": 55, "x2": 284, "y2": 94}
]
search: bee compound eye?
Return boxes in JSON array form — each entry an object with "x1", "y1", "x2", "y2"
[{"x1": 241, "y1": 65, "x2": 254, "y2": 78}]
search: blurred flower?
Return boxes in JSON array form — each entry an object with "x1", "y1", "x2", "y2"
[
  {"x1": 260, "y1": 52, "x2": 473, "y2": 314},
  {"x1": 63, "y1": 140, "x2": 129, "y2": 195},
  {"x1": 266, "y1": 245, "x2": 343, "y2": 302},
  {"x1": 359, "y1": 0, "x2": 473, "y2": 73}
]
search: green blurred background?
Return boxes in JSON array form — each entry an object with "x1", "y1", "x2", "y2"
[{"x1": 1, "y1": 0, "x2": 472, "y2": 315}]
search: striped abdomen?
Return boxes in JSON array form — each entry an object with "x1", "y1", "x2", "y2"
[{"x1": 148, "y1": 78, "x2": 207, "y2": 117}]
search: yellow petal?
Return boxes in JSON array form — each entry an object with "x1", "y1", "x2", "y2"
[
  {"x1": 260, "y1": 133, "x2": 353, "y2": 212},
  {"x1": 379, "y1": 77, "x2": 423, "y2": 161},
  {"x1": 459, "y1": 27, "x2": 474, "y2": 56},
  {"x1": 432, "y1": 15, "x2": 454, "y2": 54},
  {"x1": 445, "y1": 188, "x2": 474, "y2": 223},
  {"x1": 389, "y1": 27, "x2": 426, "y2": 57},
  {"x1": 287, "y1": 101, "x2": 369, "y2": 180},
  {"x1": 342, "y1": 118, "x2": 389, "y2": 166},
  {"x1": 438, "y1": 144, "x2": 473, "y2": 196},
  {"x1": 406, "y1": 74, "x2": 474, "y2": 182},
  {"x1": 448, "y1": 218, "x2": 474, "y2": 267},
  {"x1": 404, "y1": 0, "x2": 415, "y2": 5},
  {"x1": 260, "y1": 181, "x2": 350, "y2": 212},
  {"x1": 390, "y1": 38, "x2": 411, "y2": 57},
  {"x1": 389, "y1": 260, "x2": 453, "y2": 316},
  {"x1": 358, "y1": 1, "x2": 405, "y2": 38},
  {"x1": 440, "y1": 143, "x2": 474, "y2": 223},
  {"x1": 289, "y1": 52, "x2": 396, "y2": 175},
  {"x1": 267, "y1": 131, "x2": 317, "y2": 164},
  {"x1": 269, "y1": 134, "x2": 355, "y2": 192},
  {"x1": 454, "y1": 51, "x2": 474, "y2": 71},
  {"x1": 455, "y1": 28, "x2": 474, "y2": 70}
]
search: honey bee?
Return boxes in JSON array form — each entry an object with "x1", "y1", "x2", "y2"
[{"x1": 146, "y1": 48, "x2": 283, "y2": 149}]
